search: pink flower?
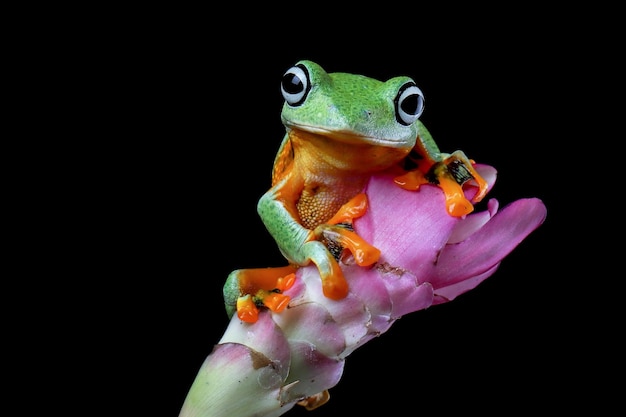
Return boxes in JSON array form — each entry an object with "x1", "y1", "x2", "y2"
[{"x1": 179, "y1": 164, "x2": 547, "y2": 417}]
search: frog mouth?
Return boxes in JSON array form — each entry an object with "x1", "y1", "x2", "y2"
[{"x1": 286, "y1": 123, "x2": 409, "y2": 148}]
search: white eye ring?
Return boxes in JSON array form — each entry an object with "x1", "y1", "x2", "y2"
[
  {"x1": 281, "y1": 64, "x2": 310, "y2": 107},
  {"x1": 395, "y1": 82, "x2": 424, "y2": 126}
]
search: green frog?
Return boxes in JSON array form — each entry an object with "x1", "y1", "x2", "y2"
[{"x1": 223, "y1": 60, "x2": 488, "y2": 323}]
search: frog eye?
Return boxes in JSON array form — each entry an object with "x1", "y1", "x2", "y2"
[
  {"x1": 394, "y1": 81, "x2": 424, "y2": 126},
  {"x1": 281, "y1": 64, "x2": 311, "y2": 107}
]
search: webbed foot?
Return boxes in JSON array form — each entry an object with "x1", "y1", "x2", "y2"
[
  {"x1": 394, "y1": 150, "x2": 488, "y2": 217},
  {"x1": 318, "y1": 193, "x2": 380, "y2": 266},
  {"x1": 297, "y1": 390, "x2": 330, "y2": 411},
  {"x1": 308, "y1": 193, "x2": 381, "y2": 299},
  {"x1": 223, "y1": 265, "x2": 297, "y2": 323}
]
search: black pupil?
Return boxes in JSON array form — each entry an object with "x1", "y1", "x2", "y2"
[
  {"x1": 402, "y1": 94, "x2": 419, "y2": 115},
  {"x1": 283, "y1": 73, "x2": 303, "y2": 94}
]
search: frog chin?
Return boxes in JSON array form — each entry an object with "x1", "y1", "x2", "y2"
[{"x1": 286, "y1": 124, "x2": 412, "y2": 149}]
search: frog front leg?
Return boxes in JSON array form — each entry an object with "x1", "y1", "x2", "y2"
[
  {"x1": 394, "y1": 150, "x2": 488, "y2": 217},
  {"x1": 312, "y1": 193, "x2": 381, "y2": 268},
  {"x1": 223, "y1": 185, "x2": 332, "y2": 323},
  {"x1": 225, "y1": 183, "x2": 379, "y2": 323},
  {"x1": 393, "y1": 121, "x2": 489, "y2": 217},
  {"x1": 257, "y1": 186, "x2": 374, "y2": 300}
]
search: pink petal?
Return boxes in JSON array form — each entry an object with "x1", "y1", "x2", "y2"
[
  {"x1": 357, "y1": 174, "x2": 458, "y2": 280},
  {"x1": 286, "y1": 267, "x2": 370, "y2": 352},
  {"x1": 357, "y1": 168, "x2": 546, "y2": 292},
  {"x1": 343, "y1": 266, "x2": 391, "y2": 314},
  {"x1": 272, "y1": 300, "x2": 346, "y2": 358},
  {"x1": 431, "y1": 197, "x2": 547, "y2": 289},
  {"x1": 219, "y1": 311, "x2": 290, "y2": 373},
  {"x1": 369, "y1": 262, "x2": 435, "y2": 318},
  {"x1": 447, "y1": 198, "x2": 499, "y2": 244},
  {"x1": 342, "y1": 266, "x2": 395, "y2": 336},
  {"x1": 279, "y1": 340, "x2": 345, "y2": 404},
  {"x1": 432, "y1": 263, "x2": 500, "y2": 304},
  {"x1": 386, "y1": 279, "x2": 434, "y2": 319},
  {"x1": 179, "y1": 343, "x2": 285, "y2": 417}
]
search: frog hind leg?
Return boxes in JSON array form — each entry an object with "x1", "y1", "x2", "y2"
[{"x1": 223, "y1": 265, "x2": 297, "y2": 323}]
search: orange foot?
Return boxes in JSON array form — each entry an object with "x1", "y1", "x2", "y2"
[
  {"x1": 224, "y1": 265, "x2": 297, "y2": 323},
  {"x1": 315, "y1": 193, "x2": 381, "y2": 267},
  {"x1": 297, "y1": 390, "x2": 330, "y2": 411},
  {"x1": 394, "y1": 151, "x2": 488, "y2": 217}
]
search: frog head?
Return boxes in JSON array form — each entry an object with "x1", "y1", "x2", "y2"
[{"x1": 280, "y1": 60, "x2": 424, "y2": 151}]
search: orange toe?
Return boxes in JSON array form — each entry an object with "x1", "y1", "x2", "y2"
[{"x1": 236, "y1": 295, "x2": 259, "y2": 323}]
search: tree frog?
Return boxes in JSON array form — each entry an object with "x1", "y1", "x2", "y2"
[{"x1": 223, "y1": 60, "x2": 488, "y2": 323}]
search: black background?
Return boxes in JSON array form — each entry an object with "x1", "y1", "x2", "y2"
[{"x1": 76, "y1": 9, "x2": 614, "y2": 416}]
